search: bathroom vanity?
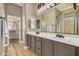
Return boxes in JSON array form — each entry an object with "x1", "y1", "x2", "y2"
[
  {"x1": 25, "y1": 4, "x2": 79, "y2": 56},
  {"x1": 25, "y1": 32, "x2": 79, "y2": 56}
]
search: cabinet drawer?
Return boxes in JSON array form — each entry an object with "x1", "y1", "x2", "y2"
[
  {"x1": 27, "y1": 34, "x2": 31, "y2": 48},
  {"x1": 76, "y1": 48, "x2": 79, "y2": 56},
  {"x1": 27, "y1": 34, "x2": 30, "y2": 39},
  {"x1": 36, "y1": 48, "x2": 42, "y2": 56},
  {"x1": 30, "y1": 35, "x2": 36, "y2": 52},
  {"x1": 36, "y1": 41, "x2": 41, "y2": 47},
  {"x1": 31, "y1": 35, "x2": 35, "y2": 40},
  {"x1": 36, "y1": 39, "x2": 42, "y2": 50},
  {"x1": 36, "y1": 46, "x2": 41, "y2": 50},
  {"x1": 36, "y1": 37, "x2": 42, "y2": 42}
]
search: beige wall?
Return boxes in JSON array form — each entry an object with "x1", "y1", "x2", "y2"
[
  {"x1": 26, "y1": 3, "x2": 36, "y2": 18},
  {"x1": 25, "y1": 3, "x2": 36, "y2": 31},
  {"x1": 0, "y1": 3, "x2": 5, "y2": 17},
  {"x1": 5, "y1": 3, "x2": 22, "y2": 17}
]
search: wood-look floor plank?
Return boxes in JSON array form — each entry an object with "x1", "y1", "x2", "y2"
[
  {"x1": 14, "y1": 43, "x2": 27, "y2": 56},
  {"x1": 15, "y1": 43, "x2": 36, "y2": 56},
  {"x1": 4, "y1": 42, "x2": 37, "y2": 56},
  {"x1": 5, "y1": 44, "x2": 16, "y2": 56}
]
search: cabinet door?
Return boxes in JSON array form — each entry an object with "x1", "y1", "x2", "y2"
[
  {"x1": 36, "y1": 48, "x2": 41, "y2": 56},
  {"x1": 25, "y1": 34, "x2": 28, "y2": 46},
  {"x1": 36, "y1": 37, "x2": 42, "y2": 56},
  {"x1": 42, "y1": 38, "x2": 52, "y2": 56},
  {"x1": 30, "y1": 35, "x2": 36, "y2": 52},
  {"x1": 76, "y1": 48, "x2": 79, "y2": 56},
  {"x1": 54, "y1": 42, "x2": 76, "y2": 56}
]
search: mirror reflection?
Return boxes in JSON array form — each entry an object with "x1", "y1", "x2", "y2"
[{"x1": 28, "y1": 3, "x2": 79, "y2": 35}]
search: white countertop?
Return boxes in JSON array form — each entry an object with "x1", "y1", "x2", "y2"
[{"x1": 27, "y1": 31, "x2": 79, "y2": 47}]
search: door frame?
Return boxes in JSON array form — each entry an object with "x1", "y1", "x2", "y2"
[{"x1": 3, "y1": 19, "x2": 9, "y2": 47}]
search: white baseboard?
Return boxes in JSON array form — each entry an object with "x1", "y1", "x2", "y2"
[
  {"x1": 24, "y1": 46, "x2": 28, "y2": 49},
  {"x1": 2, "y1": 45, "x2": 8, "y2": 56},
  {"x1": 2, "y1": 50, "x2": 4, "y2": 56},
  {"x1": 19, "y1": 41, "x2": 24, "y2": 43},
  {"x1": 4, "y1": 44, "x2": 9, "y2": 47}
]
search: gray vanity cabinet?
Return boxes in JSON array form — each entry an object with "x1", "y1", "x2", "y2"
[
  {"x1": 27, "y1": 34, "x2": 31, "y2": 48},
  {"x1": 30, "y1": 35, "x2": 36, "y2": 52},
  {"x1": 42, "y1": 38, "x2": 53, "y2": 56},
  {"x1": 26, "y1": 34, "x2": 78, "y2": 56},
  {"x1": 54, "y1": 42, "x2": 76, "y2": 56},
  {"x1": 36, "y1": 37, "x2": 42, "y2": 56}
]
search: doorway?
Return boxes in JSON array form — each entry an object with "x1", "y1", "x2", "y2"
[{"x1": 7, "y1": 15, "x2": 21, "y2": 44}]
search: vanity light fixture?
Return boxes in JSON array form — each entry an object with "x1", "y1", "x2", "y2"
[
  {"x1": 42, "y1": 6, "x2": 45, "y2": 11},
  {"x1": 47, "y1": 5, "x2": 50, "y2": 9},
  {"x1": 37, "y1": 3, "x2": 60, "y2": 14},
  {"x1": 49, "y1": 3, "x2": 55, "y2": 8}
]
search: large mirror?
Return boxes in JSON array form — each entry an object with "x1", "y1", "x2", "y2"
[
  {"x1": 28, "y1": 18, "x2": 41, "y2": 31},
  {"x1": 40, "y1": 4, "x2": 76, "y2": 34},
  {"x1": 27, "y1": 3, "x2": 79, "y2": 35},
  {"x1": 41, "y1": 8, "x2": 56, "y2": 32}
]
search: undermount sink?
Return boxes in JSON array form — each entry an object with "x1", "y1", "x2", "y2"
[
  {"x1": 36, "y1": 32, "x2": 40, "y2": 34},
  {"x1": 56, "y1": 34, "x2": 64, "y2": 38}
]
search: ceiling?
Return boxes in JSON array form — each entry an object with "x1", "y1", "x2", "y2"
[{"x1": 14, "y1": 3, "x2": 24, "y2": 7}]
